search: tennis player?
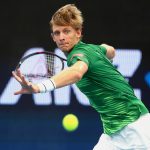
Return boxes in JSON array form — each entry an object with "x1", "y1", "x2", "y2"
[{"x1": 12, "y1": 4, "x2": 150, "y2": 150}]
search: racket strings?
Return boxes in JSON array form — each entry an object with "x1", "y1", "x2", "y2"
[
  {"x1": 17, "y1": 52, "x2": 65, "y2": 81},
  {"x1": 46, "y1": 54, "x2": 55, "y2": 77}
]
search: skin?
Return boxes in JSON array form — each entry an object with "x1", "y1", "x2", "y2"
[
  {"x1": 51, "y1": 25, "x2": 81, "y2": 52},
  {"x1": 12, "y1": 25, "x2": 115, "y2": 95}
]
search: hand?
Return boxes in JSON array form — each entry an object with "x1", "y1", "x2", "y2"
[{"x1": 12, "y1": 69, "x2": 40, "y2": 95}]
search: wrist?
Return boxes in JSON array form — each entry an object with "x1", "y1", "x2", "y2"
[{"x1": 37, "y1": 79, "x2": 56, "y2": 93}]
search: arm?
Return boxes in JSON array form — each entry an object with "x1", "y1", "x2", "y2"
[
  {"x1": 12, "y1": 61, "x2": 88, "y2": 95},
  {"x1": 100, "y1": 44, "x2": 115, "y2": 60},
  {"x1": 51, "y1": 61, "x2": 88, "y2": 88}
]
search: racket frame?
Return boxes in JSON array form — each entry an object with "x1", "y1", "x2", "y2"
[{"x1": 15, "y1": 51, "x2": 67, "y2": 71}]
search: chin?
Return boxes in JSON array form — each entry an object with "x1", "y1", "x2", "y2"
[
  {"x1": 59, "y1": 47, "x2": 70, "y2": 52},
  {"x1": 62, "y1": 49, "x2": 71, "y2": 53}
]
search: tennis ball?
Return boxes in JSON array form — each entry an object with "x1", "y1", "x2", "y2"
[{"x1": 62, "y1": 114, "x2": 79, "y2": 132}]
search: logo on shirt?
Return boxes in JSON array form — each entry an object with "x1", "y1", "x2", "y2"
[{"x1": 70, "y1": 54, "x2": 84, "y2": 61}]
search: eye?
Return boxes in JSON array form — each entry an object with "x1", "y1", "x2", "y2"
[
  {"x1": 63, "y1": 29, "x2": 71, "y2": 34},
  {"x1": 52, "y1": 31, "x2": 60, "y2": 36}
]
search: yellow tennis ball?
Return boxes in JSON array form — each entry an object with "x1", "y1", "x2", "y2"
[{"x1": 62, "y1": 114, "x2": 79, "y2": 132}]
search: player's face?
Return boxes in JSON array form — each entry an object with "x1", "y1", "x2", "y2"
[{"x1": 51, "y1": 25, "x2": 81, "y2": 52}]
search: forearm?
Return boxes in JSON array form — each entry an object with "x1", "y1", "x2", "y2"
[
  {"x1": 37, "y1": 61, "x2": 88, "y2": 93},
  {"x1": 36, "y1": 68, "x2": 79, "y2": 93},
  {"x1": 51, "y1": 67, "x2": 82, "y2": 88}
]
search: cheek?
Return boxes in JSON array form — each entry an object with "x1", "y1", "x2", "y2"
[
  {"x1": 51, "y1": 36, "x2": 56, "y2": 42},
  {"x1": 70, "y1": 34, "x2": 77, "y2": 41},
  {"x1": 53, "y1": 37, "x2": 58, "y2": 43}
]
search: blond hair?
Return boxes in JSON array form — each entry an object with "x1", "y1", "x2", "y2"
[{"x1": 50, "y1": 4, "x2": 83, "y2": 31}]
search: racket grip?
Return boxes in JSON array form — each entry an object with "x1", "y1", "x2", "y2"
[{"x1": 37, "y1": 79, "x2": 56, "y2": 93}]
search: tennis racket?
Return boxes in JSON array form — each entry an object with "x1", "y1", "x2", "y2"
[{"x1": 15, "y1": 51, "x2": 67, "y2": 82}]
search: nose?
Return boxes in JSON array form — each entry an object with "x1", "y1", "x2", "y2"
[{"x1": 59, "y1": 32, "x2": 65, "y2": 41}]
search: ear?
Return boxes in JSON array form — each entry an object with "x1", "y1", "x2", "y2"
[{"x1": 76, "y1": 29, "x2": 82, "y2": 38}]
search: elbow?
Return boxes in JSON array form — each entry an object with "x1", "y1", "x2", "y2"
[
  {"x1": 107, "y1": 46, "x2": 116, "y2": 59},
  {"x1": 101, "y1": 44, "x2": 116, "y2": 59},
  {"x1": 110, "y1": 46, "x2": 116, "y2": 58}
]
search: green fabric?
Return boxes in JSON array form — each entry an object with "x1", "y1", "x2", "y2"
[{"x1": 67, "y1": 41, "x2": 149, "y2": 135}]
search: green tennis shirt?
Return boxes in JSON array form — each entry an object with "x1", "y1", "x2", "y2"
[{"x1": 67, "y1": 41, "x2": 149, "y2": 135}]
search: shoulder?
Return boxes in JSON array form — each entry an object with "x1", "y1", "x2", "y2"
[
  {"x1": 74, "y1": 41, "x2": 89, "y2": 49},
  {"x1": 67, "y1": 42, "x2": 91, "y2": 67},
  {"x1": 73, "y1": 41, "x2": 100, "y2": 52},
  {"x1": 70, "y1": 41, "x2": 90, "y2": 55}
]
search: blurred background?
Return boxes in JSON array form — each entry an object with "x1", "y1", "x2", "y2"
[{"x1": 0, "y1": 0, "x2": 150, "y2": 150}]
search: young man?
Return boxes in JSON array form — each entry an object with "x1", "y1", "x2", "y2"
[{"x1": 12, "y1": 4, "x2": 150, "y2": 150}]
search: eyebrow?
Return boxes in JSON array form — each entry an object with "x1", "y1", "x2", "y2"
[{"x1": 53, "y1": 27, "x2": 71, "y2": 32}]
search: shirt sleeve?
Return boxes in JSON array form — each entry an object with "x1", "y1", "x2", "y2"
[
  {"x1": 67, "y1": 51, "x2": 89, "y2": 67},
  {"x1": 99, "y1": 45, "x2": 107, "y2": 55}
]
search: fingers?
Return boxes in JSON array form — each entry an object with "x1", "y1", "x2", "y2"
[
  {"x1": 16, "y1": 69, "x2": 23, "y2": 78},
  {"x1": 14, "y1": 88, "x2": 32, "y2": 95},
  {"x1": 12, "y1": 69, "x2": 39, "y2": 94},
  {"x1": 14, "y1": 89, "x2": 24, "y2": 95},
  {"x1": 12, "y1": 71, "x2": 21, "y2": 83},
  {"x1": 12, "y1": 69, "x2": 28, "y2": 85},
  {"x1": 21, "y1": 75, "x2": 29, "y2": 85},
  {"x1": 12, "y1": 69, "x2": 33, "y2": 94}
]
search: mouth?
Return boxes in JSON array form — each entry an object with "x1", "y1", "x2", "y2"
[
  {"x1": 59, "y1": 43, "x2": 69, "y2": 49},
  {"x1": 59, "y1": 43, "x2": 68, "y2": 46}
]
